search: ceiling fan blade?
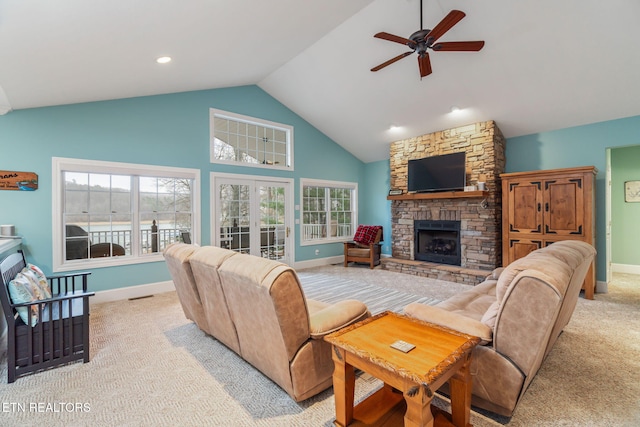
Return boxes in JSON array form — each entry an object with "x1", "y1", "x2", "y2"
[
  {"x1": 432, "y1": 41, "x2": 485, "y2": 51},
  {"x1": 374, "y1": 32, "x2": 414, "y2": 47},
  {"x1": 418, "y1": 53, "x2": 432, "y2": 78},
  {"x1": 424, "y1": 10, "x2": 466, "y2": 45},
  {"x1": 371, "y1": 51, "x2": 413, "y2": 72}
]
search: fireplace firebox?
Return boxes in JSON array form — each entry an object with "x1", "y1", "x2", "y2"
[{"x1": 414, "y1": 220, "x2": 461, "y2": 266}]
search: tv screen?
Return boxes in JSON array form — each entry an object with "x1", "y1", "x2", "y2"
[{"x1": 407, "y1": 152, "x2": 466, "y2": 193}]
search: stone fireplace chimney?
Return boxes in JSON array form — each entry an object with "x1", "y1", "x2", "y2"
[{"x1": 384, "y1": 121, "x2": 506, "y2": 285}]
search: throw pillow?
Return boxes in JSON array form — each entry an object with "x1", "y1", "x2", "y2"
[
  {"x1": 22, "y1": 264, "x2": 52, "y2": 299},
  {"x1": 8, "y1": 273, "x2": 40, "y2": 326},
  {"x1": 353, "y1": 225, "x2": 382, "y2": 246}
]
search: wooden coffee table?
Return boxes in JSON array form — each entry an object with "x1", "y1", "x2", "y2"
[{"x1": 325, "y1": 311, "x2": 481, "y2": 427}]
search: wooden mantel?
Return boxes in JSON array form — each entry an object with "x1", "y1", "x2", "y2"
[{"x1": 387, "y1": 190, "x2": 488, "y2": 201}]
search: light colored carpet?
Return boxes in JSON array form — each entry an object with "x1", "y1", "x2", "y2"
[{"x1": 0, "y1": 265, "x2": 638, "y2": 426}]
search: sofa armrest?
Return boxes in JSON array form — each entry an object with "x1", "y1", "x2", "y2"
[
  {"x1": 488, "y1": 267, "x2": 505, "y2": 280},
  {"x1": 404, "y1": 303, "x2": 493, "y2": 344},
  {"x1": 309, "y1": 299, "x2": 370, "y2": 339}
]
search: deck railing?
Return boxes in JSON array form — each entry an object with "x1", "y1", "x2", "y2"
[
  {"x1": 302, "y1": 223, "x2": 351, "y2": 241},
  {"x1": 88, "y1": 228, "x2": 183, "y2": 254}
]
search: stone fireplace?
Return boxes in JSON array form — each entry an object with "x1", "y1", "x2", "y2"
[{"x1": 382, "y1": 121, "x2": 506, "y2": 285}]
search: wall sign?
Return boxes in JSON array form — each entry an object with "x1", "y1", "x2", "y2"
[
  {"x1": 625, "y1": 180, "x2": 640, "y2": 202},
  {"x1": 0, "y1": 170, "x2": 38, "y2": 191}
]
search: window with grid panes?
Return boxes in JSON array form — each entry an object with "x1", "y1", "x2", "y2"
[
  {"x1": 300, "y1": 179, "x2": 357, "y2": 244},
  {"x1": 52, "y1": 157, "x2": 199, "y2": 271},
  {"x1": 210, "y1": 109, "x2": 293, "y2": 170}
]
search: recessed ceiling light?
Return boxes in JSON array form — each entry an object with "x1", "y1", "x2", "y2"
[
  {"x1": 389, "y1": 124, "x2": 401, "y2": 131},
  {"x1": 156, "y1": 56, "x2": 172, "y2": 64},
  {"x1": 450, "y1": 106, "x2": 461, "y2": 113}
]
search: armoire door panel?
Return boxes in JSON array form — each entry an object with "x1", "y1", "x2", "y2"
[
  {"x1": 544, "y1": 178, "x2": 584, "y2": 235},
  {"x1": 509, "y1": 239, "x2": 542, "y2": 262},
  {"x1": 509, "y1": 182, "x2": 543, "y2": 233}
]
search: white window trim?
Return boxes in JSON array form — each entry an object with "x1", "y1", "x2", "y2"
[
  {"x1": 52, "y1": 157, "x2": 201, "y2": 272},
  {"x1": 300, "y1": 178, "x2": 357, "y2": 246},
  {"x1": 209, "y1": 108, "x2": 294, "y2": 171}
]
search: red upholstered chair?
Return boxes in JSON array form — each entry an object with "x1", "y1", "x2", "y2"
[{"x1": 343, "y1": 225, "x2": 383, "y2": 269}]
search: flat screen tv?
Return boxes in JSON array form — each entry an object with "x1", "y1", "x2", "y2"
[{"x1": 407, "y1": 152, "x2": 466, "y2": 193}]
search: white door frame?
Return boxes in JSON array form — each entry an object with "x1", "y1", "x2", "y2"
[
  {"x1": 210, "y1": 172, "x2": 294, "y2": 265},
  {"x1": 605, "y1": 148, "x2": 612, "y2": 286}
]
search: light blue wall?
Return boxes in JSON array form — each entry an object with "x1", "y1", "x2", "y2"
[
  {"x1": 610, "y1": 145, "x2": 640, "y2": 266},
  {"x1": 359, "y1": 159, "x2": 392, "y2": 255},
  {"x1": 505, "y1": 114, "x2": 640, "y2": 281},
  {"x1": 0, "y1": 85, "x2": 364, "y2": 291}
]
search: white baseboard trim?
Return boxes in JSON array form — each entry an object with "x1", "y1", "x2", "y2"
[
  {"x1": 294, "y1": 255, "x2": 343, "y2": 270},
  {"x1": 611, "y1": 263, "x2": 640, "y2": 275},
  {"x1": 596, "y1": 280, "x2": 608, "y2": 294},
  {"x1": 91, "y1": 280, "x2": 175, "y2": 305}
]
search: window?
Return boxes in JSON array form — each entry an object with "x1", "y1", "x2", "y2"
[
  {"x1": 52, "y1": 158, "x2": 200, "y2": 271},
  {"x1": 300, "y1": 179, "x2": 357, "y2": 245},
  {"x1": 210, "y1": 109, "x2": 293, "y2": 170}
]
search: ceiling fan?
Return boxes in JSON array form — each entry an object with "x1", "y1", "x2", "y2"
[{"x1": 371, "y1": 1, "x2": 484, "y2": 78}]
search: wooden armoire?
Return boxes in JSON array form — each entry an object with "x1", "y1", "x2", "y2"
[{"x1": 501, "y1": 166, "x2": 597, "y2": 299}]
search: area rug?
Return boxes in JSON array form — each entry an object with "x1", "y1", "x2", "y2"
[{"x1": 298, "y1": 271, "x2": 441, "y2": 314}]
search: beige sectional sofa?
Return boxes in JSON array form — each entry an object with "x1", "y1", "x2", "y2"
[
  {"x1": 404, "y1": 240, "x2": 596, "y2": 416},
  {"x1": 163, "y1": 243, "x2": 370, "y2": 402}
]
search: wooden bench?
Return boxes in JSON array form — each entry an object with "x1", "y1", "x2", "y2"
[{"x1": 0, "y1": 250, "x2": 94, "y2": 383}]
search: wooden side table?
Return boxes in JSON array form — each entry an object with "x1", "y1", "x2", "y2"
[{"x1": 325, "y1": 311, "x2": 481, "y2": 427}]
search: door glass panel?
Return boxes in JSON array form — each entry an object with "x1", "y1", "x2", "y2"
[
  {"x1": 219, "y1": 183, "x2": 251, "y2": 254},
  {"x1": 259, "y1": 184, "x2": 286, "y2": 260}
]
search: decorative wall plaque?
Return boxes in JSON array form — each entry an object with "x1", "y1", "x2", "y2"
[
  {"x1": 624, "y1": 180, "x2": 640, "y2": 202},
  {"x1": 0, "y1": 170, "x2": 38, "y2": 191}
]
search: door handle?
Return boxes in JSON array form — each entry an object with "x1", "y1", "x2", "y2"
[{"x1": 286, "y1": 227, "x2": 290, "y2": 238}]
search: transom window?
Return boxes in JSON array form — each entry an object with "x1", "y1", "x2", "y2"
[
  {"x1": 53, "y1": 158, "x2": 200, "y2": 271},
  {"x1": 210, "y1": 109, "x2": 293, "y2": 170},
  {"x1": 300, "y1": 179, "x2": 357, "y2": 245}
]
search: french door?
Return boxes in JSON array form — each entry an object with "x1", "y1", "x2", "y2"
[{"x1": 212, "y1": 173, "x2": 293, "y2": 265}]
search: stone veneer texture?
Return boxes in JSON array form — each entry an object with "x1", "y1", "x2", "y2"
[{"x1": 388, "y1": 120, "x2": 506, "y2": 272}]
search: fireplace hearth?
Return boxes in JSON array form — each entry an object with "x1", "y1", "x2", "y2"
[{"x1": 414, "y1": 220, "x2": 461, "y2": 266}]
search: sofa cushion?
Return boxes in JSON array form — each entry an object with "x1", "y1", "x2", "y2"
[
  {"x1": 404, "y1": 303, "x2": 493, "y2": 344},
  {"x1": 188, "y1": 246, "x2": 240, "y2": 352},
  {"x1": 496, "y1": 253, "x2": 569, "y2": 302},
  {"x1": 162, "y1": 243, "x2": 211, "y2": 334},
  {"x1": 346, "y1": 247, "x2": 371, "y2": 258},
  {"x1": 436, "y1": 279, "x2": 497, "y2": 322},
  {"x1": 308, "y1": 299, "x2": 369, "y2": 338}
]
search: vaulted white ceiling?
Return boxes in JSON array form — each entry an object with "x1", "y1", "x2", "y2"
[{"x1": 2, "y1": 0, "x2": 639, "y2": 163}]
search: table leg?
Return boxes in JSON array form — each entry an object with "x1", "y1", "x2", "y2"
[
  {"x1": 449, "y1": 353, "x2": 473, "y2": 427},
  {"x1": 332, "y1": 347, "x2": 355, "y2": 427},
  {"x1": 403, "y1": 384, "x2": 434, "y2": 427}
]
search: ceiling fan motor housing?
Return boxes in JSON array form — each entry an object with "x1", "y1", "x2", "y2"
[{"x1": 409, "y1": 29, "x2": 431, "y2": 54}]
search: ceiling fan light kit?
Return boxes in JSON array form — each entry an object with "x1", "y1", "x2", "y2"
[{"x1": 371, "y1": 1, "x2": 485, "y2": 78}]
